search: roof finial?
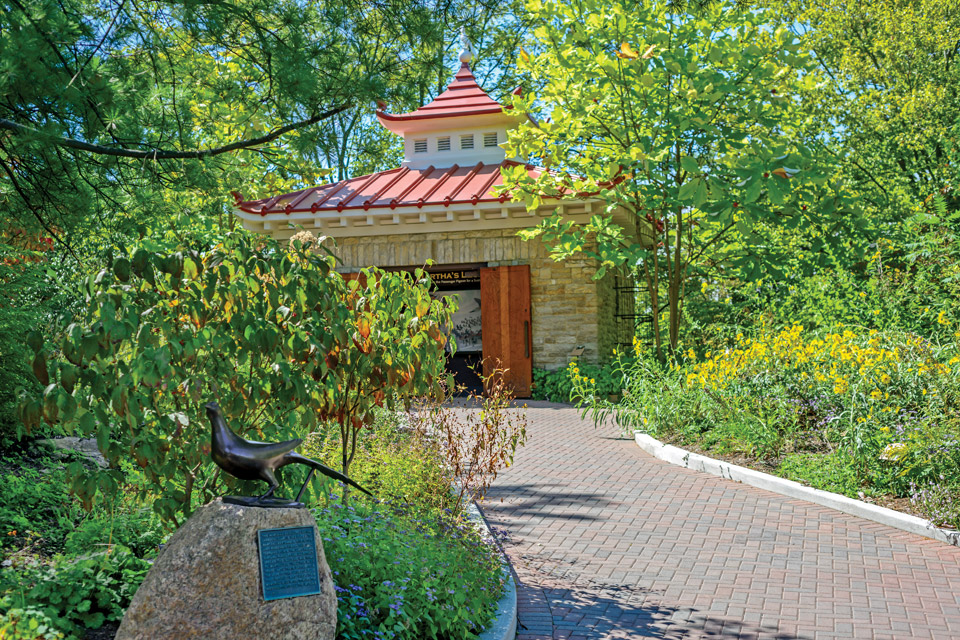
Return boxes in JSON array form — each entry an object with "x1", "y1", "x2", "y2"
[{"x1": 458, "y1": 27, "x2": 473, "y2": 64}]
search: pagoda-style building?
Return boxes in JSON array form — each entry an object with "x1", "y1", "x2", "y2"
[{"x1": 233, "y1": 34, "x2": 633, "y2": 396}]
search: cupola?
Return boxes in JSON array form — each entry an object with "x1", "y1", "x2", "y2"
[{"x1": 376, "y1": 29, "x2": 524, "y2": 170}]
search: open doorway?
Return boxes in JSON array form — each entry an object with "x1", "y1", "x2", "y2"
[{"x1": 429, "y1": 267, "x2": 483, "y2": 395}]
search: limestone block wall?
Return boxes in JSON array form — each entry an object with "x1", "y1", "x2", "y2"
[{"x1": 329, "y1": 230, "x2": 609, "y2": 369}]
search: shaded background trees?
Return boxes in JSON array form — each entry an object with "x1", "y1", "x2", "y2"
[{"x1": 0, "y1": 0, "x2": 528, "y2": 247}]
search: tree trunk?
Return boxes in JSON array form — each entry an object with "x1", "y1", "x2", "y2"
[
  {"x1": 668, "y1": 206, "x2": 683, "y2": 353},
  {"x1": 643, "y1": 259, "x2": 663, "y2": 362}
]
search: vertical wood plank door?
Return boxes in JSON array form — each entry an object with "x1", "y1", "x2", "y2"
[{"x1": 479, "y1": 265, "x2": 532, "y2": 397}]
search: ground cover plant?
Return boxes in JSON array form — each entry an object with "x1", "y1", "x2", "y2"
[
  {"x1": 315, "y1": 497, "x2": 506, "y2": 640},
  {"x1": 0, "y1": 462, "x2": 83, "y2": 557},
  {"x1": 1, "y1": 398, "x2": 518, "y2": 640},
  {"x1": 0, "y1": 450, "x2": 164, "y2": 639},
  {"x1": 0, "y1": 603, "x2": 65, "y2": 640}
]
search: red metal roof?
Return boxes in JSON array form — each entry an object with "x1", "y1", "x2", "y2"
[
  {"x1": 377, "y1": 62, "x2": 506, "y2": 122},
  {"x1": 233, "y1": 161, "x2": 543, "y2": 216}
]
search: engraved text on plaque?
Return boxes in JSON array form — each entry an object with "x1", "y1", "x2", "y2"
[{"x1": 257, "y1": 526, "x2": 322, "y2": 601}]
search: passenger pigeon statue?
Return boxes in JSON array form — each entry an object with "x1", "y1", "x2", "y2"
[{"x1": 206, "y1": 401, "x2": 371, "y2": 508}]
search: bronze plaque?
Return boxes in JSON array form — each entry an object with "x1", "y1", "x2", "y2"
[{"x1": 257, "y1": 526, "x2": 322, "y2": 601}]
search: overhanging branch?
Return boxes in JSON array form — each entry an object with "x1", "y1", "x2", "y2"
[{"x1": 0, "y1": 104, "x2": 352, "y2": 160}]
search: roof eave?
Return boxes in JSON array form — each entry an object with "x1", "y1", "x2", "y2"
[
  {"x1": 235, "y1": 196, "x2": 604, "y2": 219},
  {"x1": 376, "y1": 109, "x2": 523, "y2": 136}
]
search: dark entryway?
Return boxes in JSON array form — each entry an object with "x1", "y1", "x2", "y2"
[
  {"x1": 447, "y1": 353, "x2": 483, "y2": 396},
  {"x1": 428, "y1": 266, "x2": 484, "y2": 395}
]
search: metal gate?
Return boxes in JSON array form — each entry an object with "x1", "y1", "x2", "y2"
[{"x1": 613, "y1": 269, "x2": 653, "y2": 349}]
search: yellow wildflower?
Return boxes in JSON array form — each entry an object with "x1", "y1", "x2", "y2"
[{"x1": 833, "y1": 377, "x2": 849, "y2": 394}]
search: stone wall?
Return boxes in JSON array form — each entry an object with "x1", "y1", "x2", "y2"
[
  {"x1": 330, "y1": 229, "x2": 611, "y2": 369},
  {"x1": 596, "y1": 270, "x2": 618, "y2": 362}
]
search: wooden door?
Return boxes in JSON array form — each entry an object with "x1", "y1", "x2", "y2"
[{"x1": 480, "y1": 265, "x2": 532, "y2": 397}]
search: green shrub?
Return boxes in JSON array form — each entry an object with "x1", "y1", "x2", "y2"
[
  {"x1": 570, "y1": 351, "x2": 691, "y2": 437},
  {"x1": 778, "y1": 452, "x2": 862, "y2": 497},
  {"x1": 306, "y1": 403, "x2": 517, "y2": 638},
  {"x1": 25, "y1": 233, "x2": 454, "y2": 522},
  {"x1": 303, "y1": 408, "x2": 454, "y2": 513},
  {"x1": 0, "y1": 455, "x2": 165, "y2": 561},
  {"x1": 410, "y1": 369, "x2": 528, "y2": 512},
  {"x1": 695, "y1": 196, "x2": 960, "y2": 346},
  {"x1": 533, "y1": 361, "x2": 623, "y2": 403},
  {"x1": 64, "y1": 508, "x2": 164, "y2": 559},
  {"x1": 532, "y1": 367, "x2": 573, "y2": 402},
  {"x1": 575, "y1": 323, "x2": 960, "y2": 499}
]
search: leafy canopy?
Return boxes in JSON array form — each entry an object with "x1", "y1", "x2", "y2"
[
  {"x1": 0, "y1": 0, "x2": 510, "y2": 250},
  {"x1": 763, "y1": 0, "x2": 960, "y2": 218}
]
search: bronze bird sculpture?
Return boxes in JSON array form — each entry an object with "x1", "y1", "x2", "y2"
[{"x1": 206, "y1": 401, "x2": 371, "y2": 507}]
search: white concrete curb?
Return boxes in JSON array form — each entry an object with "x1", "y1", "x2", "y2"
[
  {"x1": 464, "y1": 501, "x2": 518, "y2": 640},
  {"x1": 635, "y1": 432, "x2": 960, "y2": 548}
]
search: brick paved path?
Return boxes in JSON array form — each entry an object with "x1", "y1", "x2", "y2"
[{"x1": 477, "y1": 402, "x2": 960, "y2": 639}]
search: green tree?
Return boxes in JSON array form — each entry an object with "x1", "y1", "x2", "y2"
[
  {"x1": 312, "y1": 1, "x2": 535, "y2": 182},
  {"x1": 712, "y1": 1, "x2": 960, "y2": 338},
  {"x1": 21, "y1": 233, "x2": 452, "y2": 522},
  {"x1": 503, "y1": 0, "x2": 854, "y2": 358},
  {"x1": 762, "y1": 0, "x2": 960, "y2": 219}
]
